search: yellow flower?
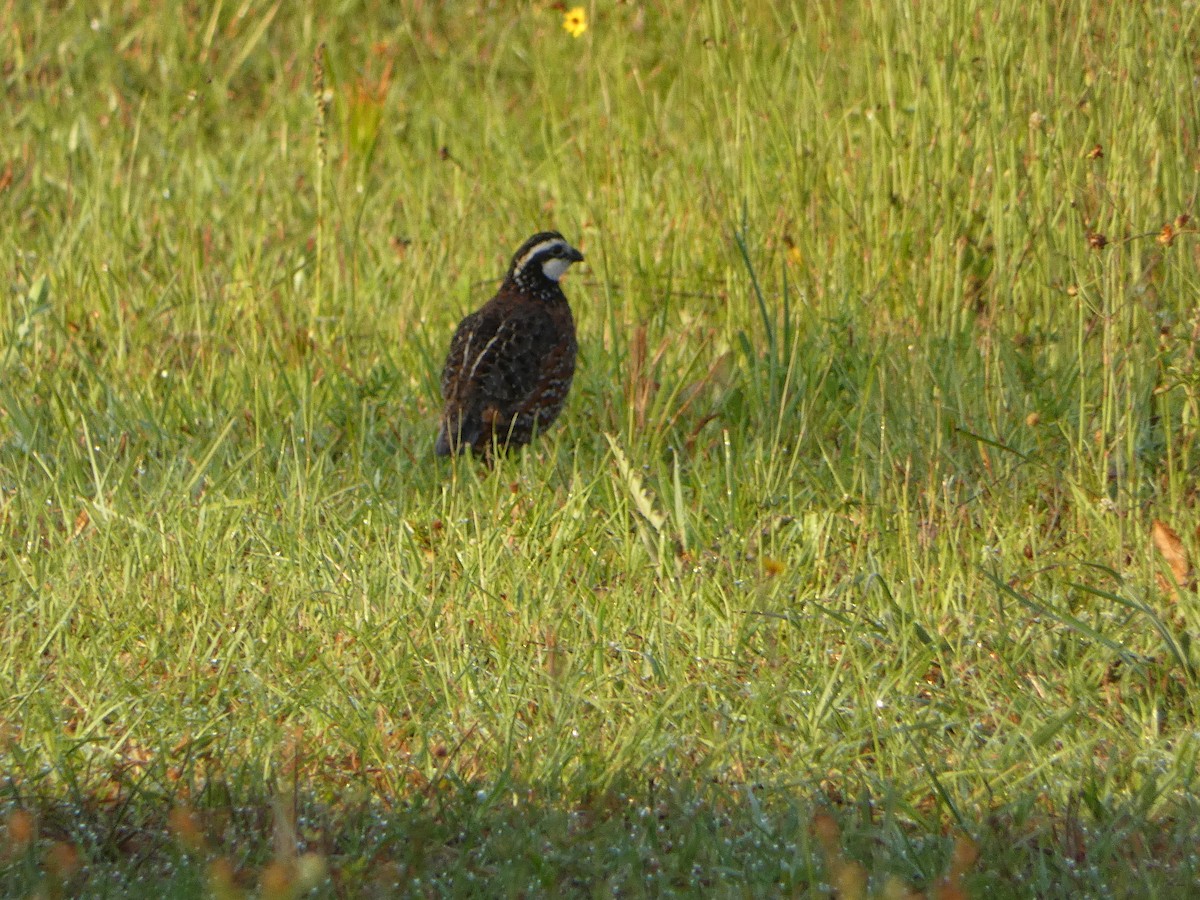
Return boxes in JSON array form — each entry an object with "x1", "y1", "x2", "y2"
[{"x1": 563, "y1": 6, "x2": 587, "y2": 38}]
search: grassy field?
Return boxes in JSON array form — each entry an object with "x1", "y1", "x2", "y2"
[{"x1": 2, "y1": 0, "x2": 1199, "y2": 895}]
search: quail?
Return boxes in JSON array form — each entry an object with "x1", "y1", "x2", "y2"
[{"x1": 436, "y1": 231, "x2": 584, "y2": 460}]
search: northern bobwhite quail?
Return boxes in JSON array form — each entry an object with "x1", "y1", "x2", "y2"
[{"x1": 435, "y1": 231, "x2": 584, "y2": 459}]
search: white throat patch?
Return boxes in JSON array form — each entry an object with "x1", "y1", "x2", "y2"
[{"x1": 541, "y1": 256, "x2": 573, "y2": 282}]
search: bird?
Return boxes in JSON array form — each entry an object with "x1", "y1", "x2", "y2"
[{"x1": 435, "y1": 231, "x2": 584, "y2": 461}]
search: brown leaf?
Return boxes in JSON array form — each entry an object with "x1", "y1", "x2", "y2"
[
  {"x1": 832, "y1": 859, "x2": 870, "y2": 900},
  {"x1": 948, "y1": 834, "x2": 980, "y2": 879},
  {"x1": 5, "y1": 809, "x2": 36, "y2": 853},
  {"x1": 71, "y1": 508, "x2": 91, "y2": 541},
  {"x1": 812, "y1": 811, "x2": 841, "y2": 858},
  {"x1": 168, "y1": 806, "x2": 205, "y2": 853},
  {"x1": 260, "y1": 860, "x2": 295, "y2": 900},
  {"x1": 1152, "y1": 519, "x2": 1193, "y2": 596},
  {"x1": 45, "y1": 841, "x2": 81, "y2": 879},
  {"x1": 626, "y1": 322, "x2": 653, "y2": 431}
]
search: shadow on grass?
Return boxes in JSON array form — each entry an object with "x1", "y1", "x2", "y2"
[{"x1": 3, "y1": 766, "x2": 1198, "y2": 897}]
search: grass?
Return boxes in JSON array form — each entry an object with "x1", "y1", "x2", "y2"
[{"x1": 2, "y1": 0, "x2": 1199, "y2": 895}]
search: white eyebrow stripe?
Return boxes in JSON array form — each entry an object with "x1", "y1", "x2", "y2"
[{"x1": 513, "y1": 239, "x2": 566, "y2": 274}]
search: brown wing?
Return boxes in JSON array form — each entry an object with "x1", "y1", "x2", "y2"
[
  {"x1": 441, "y1": 309, "x2": 483, "y2": 402},
  {"x1": 444, "y1": 304, "x2": 556, "y2": 405},
  {"x1": 437, "y1": 304, "x2": 557, "y2": 455}
]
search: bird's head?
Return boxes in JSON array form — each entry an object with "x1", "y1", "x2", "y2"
[{"x1": 508, "y1": 231, "x2": 585, "y2": 289}]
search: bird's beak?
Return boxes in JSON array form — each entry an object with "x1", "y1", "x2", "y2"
[{"x1": 568, "y1": 245, "x2": 584, "y2": 263}]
